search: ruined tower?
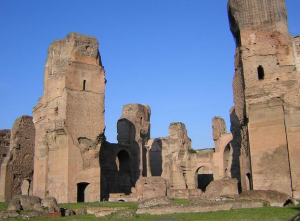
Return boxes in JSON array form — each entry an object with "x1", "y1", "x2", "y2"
[
  {"x1": 32, "y1": 33, "x2": 106, "y2": 203},
  {"x1": 228, "y1": 0, "x2": 300, "y2": 197}
]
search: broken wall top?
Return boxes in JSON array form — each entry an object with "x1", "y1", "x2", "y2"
[
  {"x1": 0, "y1": 130, "x2": 11, "y2": 173},
  {"x1": 118, "y1": 103, "x2": 151, "y2": 144},
  {"x1": 212, "y1": 117, "x2": 226, "y2": 141},
  {"x1": 121, "y1": 104, "x2": 151, "y2": 121},
  {"x1": 168, "y1": 122, "x2": 192, "y2": 152},
  {"x1": 169, "y1": 122, "x2": 189, "y2": 140},
  {"x1": 36, "y1": 32, "x2": 106, "y2": 107},
  {"x1": 47, "y1": 32, "x2": 102, "y2": 77},
  {"x1": 228, "y1": 0, "x2": 287, "y2": 31}
]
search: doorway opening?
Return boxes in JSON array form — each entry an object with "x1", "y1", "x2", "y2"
[
  {"x1": 195, "y1": 166, "x2": 213, "y2": 192},
  {"x1": 77, "y1": 182, "x2": 89, "y2": 202}
]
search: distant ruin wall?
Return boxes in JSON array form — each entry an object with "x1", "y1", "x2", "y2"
[
  {"x1": 0, "y1": 130, "x2": 10, "y2": 178},
  {"x1": 0, "y1": 130, "x2": 10, "y2": 195},
  {"x1": 0, "y1": 116, "x2": 35, "y2": 201}
]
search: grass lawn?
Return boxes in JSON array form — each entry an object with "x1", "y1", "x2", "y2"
[{"x1": 0, "y1": 200, "x2": 299, "y2": 221}]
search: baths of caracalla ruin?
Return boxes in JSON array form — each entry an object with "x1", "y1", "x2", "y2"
[{"x1": 0, "y1": 0, "x2": 300, "y2": 205}]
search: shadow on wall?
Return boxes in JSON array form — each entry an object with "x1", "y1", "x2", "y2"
[
  {"x1": 230, "y1": 108, "x2": 244, "y2": 193},
  {"x1": 99, "y1": 119, "x2": 139, "y2": 201},
  {"x1": 150, "y1": 139, "x2": 162, "y2": 176}
]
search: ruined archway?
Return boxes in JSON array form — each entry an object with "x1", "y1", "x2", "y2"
[
  {"x1": 77, "y1": 182, "x2": 89, "y2": 202},
  {"x1": 195, "y1": 166, "x2": 213, "y2": 192},
  {"x1": 116, "y1": 150, "x2": 132, "y2": 194},
  {"x1": 116, "y1": 150, "x2": 130, "y2": 173}
]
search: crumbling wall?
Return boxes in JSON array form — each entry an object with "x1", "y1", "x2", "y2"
[
  {"x1": 0, "y1": 116, "x2": 35, "y2": 201},
  {"x1": 145, "y1": 122, "x2": 217, "y2": 193},
  {"x1": 0, "y1": 130, "x2": 10, "y2": 195},
  {"x1": 33, "y1": 33, "x2": 105, "y2": 203},
  {"x1": 159, "y1": 123, "x2": 193, "y2": 189},
  {"x1": 211, "y1": 117, "x2": 235, "y2": 181},
  {"x1": 0, "y1": 130, "x2": 10, "y2": 177},
  {"x1": 293, "y1": 36, "x2": 300, "y2": 71},
  {"x1": 100, "y1": 103, "x2": 151, "y2": 201},
  {"x1": 135, "y1": 177, "x2": 167, "y2": 200}
]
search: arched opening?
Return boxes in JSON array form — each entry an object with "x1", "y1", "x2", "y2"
[
  {"x1": 83, "y1": 80, "x2": 86, "y2": 91},
  {"x1": 195, "y1": 166, "x2": 213, "y2": 192},
  {"x1": 257, "y1": 66, "x2": 264, "y2": 80},
  {"x1": 77, "y1": 182, "x2": 89, "y2": 202},
  {"x1": 116, "y1": 150, "x2": 131, "y2": 173},
  {"x1": 116, "y1": 150, "x2": 132, "y2": 194}
]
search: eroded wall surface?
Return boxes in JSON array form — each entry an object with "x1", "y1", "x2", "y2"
[
  {"x1": 0, "y1": 130, "x2": 10, "y2": 174},
  {"x1": 159, "y1": 123, "x2": 193, "y2": 189},
  {"x1": 32, "y1": 33, "x2": 106, "y2": 203},
  {"x1": 211, "y1": 117, "x2": 236, "y2": 181},
  {"x1": 0, "y1": 116, "x2": 35, "y2": 201},
  {"x1": 228, "y1": 0, "x2": 300, "y2": 197},
  {"x1": 0, "y1": 130, "x2": 10, "y2": 196}
]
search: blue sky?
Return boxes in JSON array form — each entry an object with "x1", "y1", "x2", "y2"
[{"x1": 0, "y1": 1, "x2": 299, "y2": 149}]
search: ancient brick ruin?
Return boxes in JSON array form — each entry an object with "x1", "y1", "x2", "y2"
[
  {"x1": 228, "y1": 0, "x2": 300, "y2": 198},
  {"x1": 0, "y1": 116, "x2": 35, "y2": 201},
  {"x1": 0, "y1": 130, "x2": 10, "y2": 191},
  {"x1": 32, "y1": 33, "x2": 106, "y2": 203},
  {"x1": 0, "y1": 0, "x2": 299, "y2": 204}
]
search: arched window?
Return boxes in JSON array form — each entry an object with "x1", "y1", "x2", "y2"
[
  {"x1": 257, "y1": 66, "x2": 264, "y2": 80},
  {"x1": 83, "y1": 80, "x2": 86, "y2": 91}
]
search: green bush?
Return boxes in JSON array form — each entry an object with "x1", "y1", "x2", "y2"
[{"x1": 188, "y1": 148, "x2": 197, "y2": 154}]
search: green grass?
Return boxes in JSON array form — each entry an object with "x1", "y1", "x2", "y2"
[
  {"x1": 0, "y1": 201, "x2": 299, "y2": 221},
  {"x1": 173, "y1": 198, "x2": 190, "y2": 204},
  {"x1": 59, "y1": 201, "x2": 138, "y2": 211},
  {"x1": 0, "y1": 202, "x2": 8, "y2": 212}
]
